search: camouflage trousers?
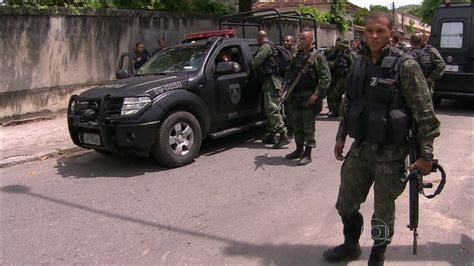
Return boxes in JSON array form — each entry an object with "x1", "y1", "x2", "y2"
[
  {"x1": 328, "y1": 78, "x2": 345, "y2": 114},
  {"x1": 336, "y1": 141, "x2": 407, "y2": 245},
  {"x1": 262, "y1": 78, "x2": 287, "y2": 134},
  {"x1": 287, "y1": 90, "x2": 317, "y2": 148}
]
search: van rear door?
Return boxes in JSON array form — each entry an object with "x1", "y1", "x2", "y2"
[{"x1": 430, "y1": 5, "x2": 474, "y2": 97}]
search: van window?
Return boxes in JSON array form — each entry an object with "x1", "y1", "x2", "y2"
[{"x1": 440, "y1": 22, "x2": 463, "y2": 48}]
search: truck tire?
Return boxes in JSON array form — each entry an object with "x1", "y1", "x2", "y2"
[{"x1": 152, "y1": 111, "x2": 202, "y2": 167}]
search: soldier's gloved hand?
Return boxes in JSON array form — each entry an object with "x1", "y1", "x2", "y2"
[
  {"x1": 279, "y1": 89, "x2": 285, "y2": 97},
  {"x1": 308, "y1": 94, "x2": 318, "y2": 105},
  {"x1": 409, "y1": 158, "x2": 433, "y2": 176},
  {"x1": 334, "y1": 140, "x2": 345, "y2": 161}
]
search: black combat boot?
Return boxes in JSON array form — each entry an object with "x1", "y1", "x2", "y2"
[
  {"x1": 262, "y1": 133, "x2": 278, "y2": 145},
  {"x1": 368, "y1": 244, "x2": 387, "y2": 266},
  {"x1": 323, "y1": 212, "x2": 363, "y2": 262},
  {"x1": 285, "y1": 144, "x2": 304, "y2": 159},
  {"x1": 273, "y1": 132, "x2": 291, "y2": 149},
  {"x1": 296, "y1": 146, "x2": 312, "y2": 166}
]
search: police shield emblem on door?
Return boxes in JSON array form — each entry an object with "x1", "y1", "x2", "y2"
[{"x1": 229, "y1": 84, "x2": 241, "y2": 104}]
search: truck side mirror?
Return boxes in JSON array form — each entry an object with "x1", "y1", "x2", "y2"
[
  {"x1": 216, "y1": 61, "x2": 234, "y2": 75},
  {"x1": 115, "y1": 69, "x2": 129, "y2": 79}
]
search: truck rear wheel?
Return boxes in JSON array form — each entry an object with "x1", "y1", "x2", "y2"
[{"x1": 152, "y1": 111, "x2": 202, "y2": 167}]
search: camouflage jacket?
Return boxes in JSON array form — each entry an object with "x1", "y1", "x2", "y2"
[
  {"x1": 426, "y1": 46, "x2": 446, "y2": 80},
  {"x1": 251, "y1": 43, "x2": 272, "y2": 72},
  {"x1": 251, "y1": 43, "x2": 281, "y2": 89},
  {"x1": 284, "y1": 46, "x2": 331, "y2": 97},
  {"x1": 289, "y1": 45, "x2": 299, "y2": 57},
  {"x1": 336, "y1": 45, "x2": 441, "y2": 161}
]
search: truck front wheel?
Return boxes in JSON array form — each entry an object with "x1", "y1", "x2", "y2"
[{"x1": 152, "y1": 111, "x2": 202, "y2": 167}]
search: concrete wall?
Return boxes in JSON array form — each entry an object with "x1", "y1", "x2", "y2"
[{"x1": 0, "y1": 7, "x2": 339, "y2": 121}]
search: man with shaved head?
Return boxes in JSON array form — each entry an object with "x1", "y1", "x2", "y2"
[
  {"x1": 323, "y1": 11, "x2": 440, "y2": 265},
  {"x1": 282, "y1": 30, "x2": 331, "y2": 165},
  {"x1": 252, "y1": 30, "x2": 290, "y2": 148}
]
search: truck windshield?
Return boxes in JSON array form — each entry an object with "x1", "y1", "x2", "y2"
[{"x1": 137, "y1": 44, "x2": 210, "y2": 75}]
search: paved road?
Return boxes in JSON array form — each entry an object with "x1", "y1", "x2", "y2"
[{"x1": 1, "y1": 101, "x2": 473, "y2": 265}]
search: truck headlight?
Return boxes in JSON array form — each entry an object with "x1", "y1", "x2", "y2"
[{"x1": 121, "y1": 97, "x2": 151, "y2": 116}]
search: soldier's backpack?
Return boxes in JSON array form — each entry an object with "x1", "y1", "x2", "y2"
[
  {"x1": 268, "y1": 42, "x2": 292, "y2": 76},
  {"x1": 408, "y1": 47, "x2": 432, "y2": 78}
]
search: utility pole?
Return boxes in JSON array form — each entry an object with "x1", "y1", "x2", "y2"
[{"x1": 392, "y1": 1, "x2": 395, "y2": 22}]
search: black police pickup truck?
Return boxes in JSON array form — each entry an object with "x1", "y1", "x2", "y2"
[
  {"x1": 68, "y1": 9, "x2": 317, "y2": 167},
  {"x1": 68, "y1": 32, "x2": 264, "y2": 167}
]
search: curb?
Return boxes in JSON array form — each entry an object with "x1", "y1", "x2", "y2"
[{"x1": 0, "y1": 147, "x2": 84, "y2": 168}]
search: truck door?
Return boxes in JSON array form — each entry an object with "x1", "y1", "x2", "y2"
[{"x1": 212, "y1": 44, "x2": 260, "y2": 121}]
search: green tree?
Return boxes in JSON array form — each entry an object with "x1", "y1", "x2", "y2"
[
  {"x1": 406, "y1": 19, "x2": 415, "y2": 33},
  {"x1": 353, "y1": 4, "x2": 392, "y2": 27},
  {"x1": 418, "y1": 0, "x2": 471, "y2": 25},
  {"x1": 238, "y1": 0, "x2": 251, "y2": 12},
  {"x1": 297, "y1": 5, "x2": 330, "y2": 25},
  {"x1": 5, "y1": 0, "x2": 236, "y2": 14},
  {"x1": 397, "y1": 4, "x2": 421, "y2": 17},
  {"x1": 353, "y1": 7, "x2": 369, "y2": 26},
  {"x1": 328, "y1": 0, "x2": 349, "y2": 32},
  {"x1": 369, "y1": 4, "x2": 390, "y2": 13}
]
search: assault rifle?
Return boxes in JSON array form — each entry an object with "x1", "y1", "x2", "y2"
[
  {"x1": 401, "y1": 127, "x2": 447, "y2": 255},
  {"x1": 271, "y1": 72, "x2": 302, "y2": 115}
]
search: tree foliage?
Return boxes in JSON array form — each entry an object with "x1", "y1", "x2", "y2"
[
  {"x1": 297, "y1": 5, "x2": 330, "y2": 25},
  {"x1": 238, "y1": 0, "x2": 251, "y2": 12},
  {"x1": 353, "y1": 8, "x2": 369, "y2": 26},
  {"x1": 353, "y1": 4, "x2": 391, "y2": 27},
  {"x1": 406, "y1": 19, "x2": 415, "y2": 33},
  {"x1": 328, "y1": 0, "x2": 349, "y2": 32},
  {"x1": 369, "y1": 4, "x2": 390, "y2": 13},
  {"x1": 397, "y1": 4, "x2": 421, "y2": 17},
  {"x1": 418, "y1": 0, "x2": 471, "y2": 25},
  {"x1": 298, "y1": 0, "x2": 349, "y2": 32},
  {"x1": 5, "y1": 0, "x2": 236, "y2": 15}
]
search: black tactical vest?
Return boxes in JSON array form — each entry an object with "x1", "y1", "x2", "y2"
[
  {"x1": 295, "y1": 50, "x2": 319, "y2": 91},
  {"x1": 345, "y1": 48, "x2": 411, "y2": 144},
  {"x1": 408, "y1": 47, "x2": 433, "y2": 78}
]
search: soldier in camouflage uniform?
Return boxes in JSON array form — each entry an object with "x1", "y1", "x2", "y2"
[
  {"x1": 282, "y1": 31, "x2": 331, "y2": 165},
  {"x1": 252, "y1": 31, "x2": 290, "y2": 148},
  {"x1": 283, "y1": 35, "x2": 298, "y2": 138},
  {"x1": 327, "y1": 40, "x2": 356, "y2": 118},
  {"x1": 323, "y1": 12, "x2": 440, "y2": 265},
  {"x1": 410, "y1": 34, "x2": 445, "y2": 95},
  {"x1": 326, "y1": 38, "x2": 342, "y2": 117}
]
